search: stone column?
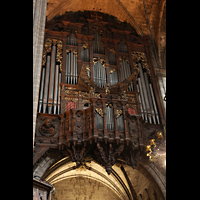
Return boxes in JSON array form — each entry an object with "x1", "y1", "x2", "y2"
[{"x1": 33, "y1": 0, "x2": 47, "y2": 147}]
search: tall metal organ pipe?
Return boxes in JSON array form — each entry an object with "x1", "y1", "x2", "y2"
[
  {"x1": 38, "y1": 67, "x2": 45, "y2": 113},
  {"x1": 149, "y1": 84, "x2": 160, "y2": 124},
  {"x1": 53, "y1": 65, "x2": 59, "y2": 114},
  {"x1": 43, "y1": 55, "x2": 51, "y2": 113},
  {"x1": 137, "y1": 78, "x2": 148, "y2": 122},
  {"x1": 144, "y1": 72, "x2": 156, "y2": 124},
  {"x1": 57, "y1": 73, "x2": 61, "y2": 114},
  {"x1": 48, "y1": 45, "x2": 56, "y2": 114}
]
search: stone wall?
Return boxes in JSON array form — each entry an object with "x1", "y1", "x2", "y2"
[{"x1": 52, "y1": 177, "x2": 121, "y2": 200}]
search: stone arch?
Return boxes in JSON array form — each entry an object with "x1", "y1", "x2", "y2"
[
  {"x1": 46, "y1": 0, "x2": 144, "y2": 36},
  {"x1": 33, "y1": 149, "x2": 166, "y2": 200}
]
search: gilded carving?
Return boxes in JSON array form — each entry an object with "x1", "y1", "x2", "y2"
[
  {"x1": 119, "y1": 56, "x2": 129, "y2": 64},
  {"x1": 109, "y1": 69, "x2": 116, "y2": 74},
  {"x1": 93, "y1": 57, "x2": 106, "y2": 68},
  {"x1": 95, "y1": 108, "x2": 104, "y2": 117},
  {"x1": 56, "y1": 40, "x2": 63, "y2": 69},
  {"x1": 132, "y1": 51, "x2": 150, "y2": 76},
  {"x1": 116, "y1": 109, "x2": 123, "y2": 118},
  {"x1": 108, "y1": 47, "x2": 115, "y2": 54},
  {"x1": 81, "y1": 43, "x2": 88, "y2": 49}
]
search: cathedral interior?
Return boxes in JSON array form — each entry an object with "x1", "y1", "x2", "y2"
[{"x1": 33, "y1": 0, "x2": 166, "y2": 199}]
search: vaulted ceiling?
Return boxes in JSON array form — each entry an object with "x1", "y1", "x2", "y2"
[
  {"x1": 47, "y1": 0, "x2": 165, "y2": 41},
  {"x1": 46, "y1": 0, "x2": 166, "y2": 68}
]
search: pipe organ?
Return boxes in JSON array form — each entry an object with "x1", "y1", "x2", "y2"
[{"x1": 35, "y1": 11, "x2": 164, "y2": 175}]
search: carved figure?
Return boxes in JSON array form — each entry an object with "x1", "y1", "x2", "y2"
[{"x1": 39, "y1": 120, "x2": 55, "y2": 136}]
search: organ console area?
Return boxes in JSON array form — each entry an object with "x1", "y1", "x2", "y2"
[{"x1": 35, "y1": 11, "x2": 164, "y2": 173}]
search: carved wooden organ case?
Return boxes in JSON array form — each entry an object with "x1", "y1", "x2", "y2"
[{"x1": 35, "y1": 11, "x2": 164, "y2": 174}]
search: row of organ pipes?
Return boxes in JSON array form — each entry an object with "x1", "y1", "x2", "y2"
[
  {"x1": 120, "y1": 59, "x2": 134, "y2": 91},
  {"x1": 93, "y1": 61, "x2": 107, "y2": 88},
  {"x1": 137, "y1": 63, "x2": 160, "y2": 124},
  {"x1": 95, "y1": 107, "x2": 124, "y2": 131},
  {"x1": 65, "y1": 51, "x2": 78, "y2": 84},
  {"x1": 38, "y1": 44, "x2": 61, "y2": 114},
  {"x1": 93, "y1": 33, "x2": 104, "y2": 54},
  {"x1": 105, "y1": 106, "x2": 115, "y2": 130},
  {"x1": 110, "y1": 70, "x2": 118, "y2": 86}
]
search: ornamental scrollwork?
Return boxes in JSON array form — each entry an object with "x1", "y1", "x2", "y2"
[{"x1": 132, "y1": 51, "x2": 150, "y2": 76}]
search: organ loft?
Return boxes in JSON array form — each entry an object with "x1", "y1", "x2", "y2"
[{"x1": 33, "y1": 2, "x2": 166, "y2": 200}]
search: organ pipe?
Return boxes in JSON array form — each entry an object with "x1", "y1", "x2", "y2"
[
  {"x1": 43, "y1": 55, "x2": 51, "y2": 113},
  {"x1": 149, "y1": 84, "x2": 160, "y2": 124},
  {"x1": 57, "y1": 73, "x2": 61, "y2": 114},
  {"x1": 53, "y1": 65, "x2": 59, "y2": 114},
  {"x1": 138, "y1": 63, "x2": 152, "y2": 123},
  {"x1": 48, "y1": 45, "x2": 56, "y2": 114},
  {"x1": 137, "y1": 84, "x2": 144, "y2": 119},
  {"x1": 38, "y1": 67, "x2": 45, "y2": 113},
  {"x1": 138, "y1": 78, "x2": 148, "y2": 122},
  {"x1": 70, "y1": 51, "x2": 73, "y2": 84},
  {"x1": 144, "y1": 72, "x2": 156, "y2": 124}
]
